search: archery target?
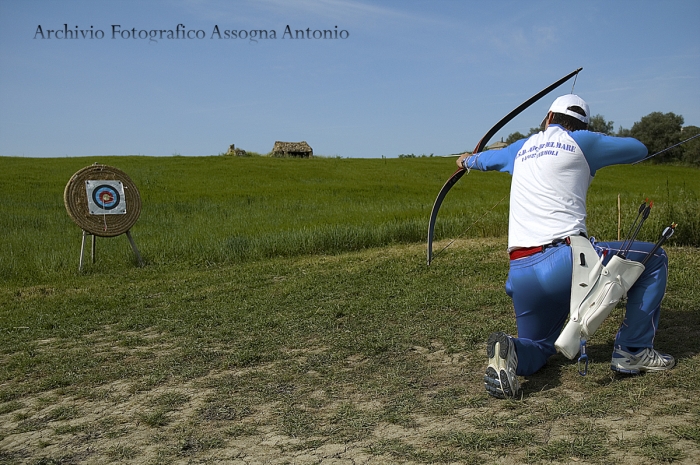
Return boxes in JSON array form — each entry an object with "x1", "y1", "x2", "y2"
[
  {"x1": 64, "y1": 164, "x2": 141, "y2": 237},
  {"x1": 86, "y1": 180, "x2": 126, "y2": 214}
]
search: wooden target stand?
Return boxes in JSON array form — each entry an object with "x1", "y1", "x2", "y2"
[{"x1": 64, "y1": 164, "x2": 144, "y2": 271}]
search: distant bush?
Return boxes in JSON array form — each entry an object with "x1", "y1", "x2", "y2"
[{"x1": 398, "y1": 153, "x2": 434, "y2": 158}]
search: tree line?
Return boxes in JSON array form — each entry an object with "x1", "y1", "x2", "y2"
[{"x1": 504, "y1": 112, "x2": 700, "y2": 166}]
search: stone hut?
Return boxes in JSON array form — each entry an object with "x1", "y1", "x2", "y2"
[
  {"x1": 271, "y1": 141, "x2": 313, "y2": 158},
  {"x1": 226, "y1": 144, "x2": 247, "y2": 156}
]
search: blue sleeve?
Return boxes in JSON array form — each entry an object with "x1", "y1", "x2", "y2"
[
  {"x1": 570, "y1": 131, "x2": 647, "y2": 174},
  {"x1": 463, "y1": 139, "x2": 526, "y2": 175}
]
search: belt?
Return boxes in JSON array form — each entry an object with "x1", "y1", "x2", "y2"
[{"x1": 509, "y1": 237, "x2": 571, "y2": 261}]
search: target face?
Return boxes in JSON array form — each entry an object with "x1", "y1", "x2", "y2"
[
  {"x1": 93, "y1": 185, "x2": 119, "y2": 209},
  {"x1": 86, "y1": 180, "x2": 127, "y2": 215}
]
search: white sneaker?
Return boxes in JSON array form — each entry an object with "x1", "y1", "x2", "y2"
[
  {"x1": 611, "y1": 347, "x2": 675, "y2": 374},
  {"x1": 484, "y1": 332, "x2": 520, "y2": 399}
]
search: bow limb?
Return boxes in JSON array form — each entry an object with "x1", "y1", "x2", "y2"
[{"x1": 426, "y1": 67, "x2": 583, "y2": 265}]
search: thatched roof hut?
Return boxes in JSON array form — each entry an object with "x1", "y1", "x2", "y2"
[
  {"x1": 485, "y1": 141, "x2": 508, "y2": 151},
  {"x1": 271, "y1": 141, "x2": 313, "y2": 158}
]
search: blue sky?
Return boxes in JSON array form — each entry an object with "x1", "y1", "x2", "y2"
[{"x1": 1, "y1": 0, "x2": 698, "y2": 158}]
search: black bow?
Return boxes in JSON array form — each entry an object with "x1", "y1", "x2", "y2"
[{"x1": 427, "y1": 67, "x2": 583, "y2": 265}]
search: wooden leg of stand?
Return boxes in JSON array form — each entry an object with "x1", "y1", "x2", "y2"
[
  {"x1": 91, "y1": 234, "x2": 96, "y2": 264},
  {"x1": 79, "y1": 230, "x2": 87, "y2": 271},
  {"x1": 126, "y1": 230, "x2": 144, "y2": 266}
]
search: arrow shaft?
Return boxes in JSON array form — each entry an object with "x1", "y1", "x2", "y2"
[{"x1": 632, "y1": 133, "x2": 700, "y2": 165}]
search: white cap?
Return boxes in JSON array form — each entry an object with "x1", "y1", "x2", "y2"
[{"x1": 548, "y1": 94, "x2": 590, "y2": 124}]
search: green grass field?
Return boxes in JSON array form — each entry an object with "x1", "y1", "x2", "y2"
[
  {"x1": 2, "y1": 155, "x2": 699, "y2": 282},
  {"x1": 1, "y1": 155, "x2": 699, "y2": 464}
]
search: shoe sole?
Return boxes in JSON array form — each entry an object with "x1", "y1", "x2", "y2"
[
  {"x1": 484, "y1": 332, "x2": 518, "y2": 399},
  {"x1": 611, "y1": 365, "x2": 641, "y2": 375},
  {"x1": 484, "y1": 367, "x2": 505, "y2": 398}
]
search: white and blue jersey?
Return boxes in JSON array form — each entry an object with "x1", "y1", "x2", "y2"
[
  {"x1": 464, "y1": 126, "x2": 668, "y2": 375},
  {"x1": 465, "y1": 125, "x2": 647, "y2": 250}
]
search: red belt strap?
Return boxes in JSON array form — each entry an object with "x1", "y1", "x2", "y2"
[
  {"x1": 509, "y1": 237, "x2": 572, "y2": 261},
  {"x1": 509, "y1": 246, "x2": 544, "y2": 260}
]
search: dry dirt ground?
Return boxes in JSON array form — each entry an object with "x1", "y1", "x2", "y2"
[{"x1": 1, "y1": 335, "x2": 698, "y2": 465}]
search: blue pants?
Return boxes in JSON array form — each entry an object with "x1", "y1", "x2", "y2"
[{"x1": 505, "y1": 239, "x2": 668, "y2": 376}]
